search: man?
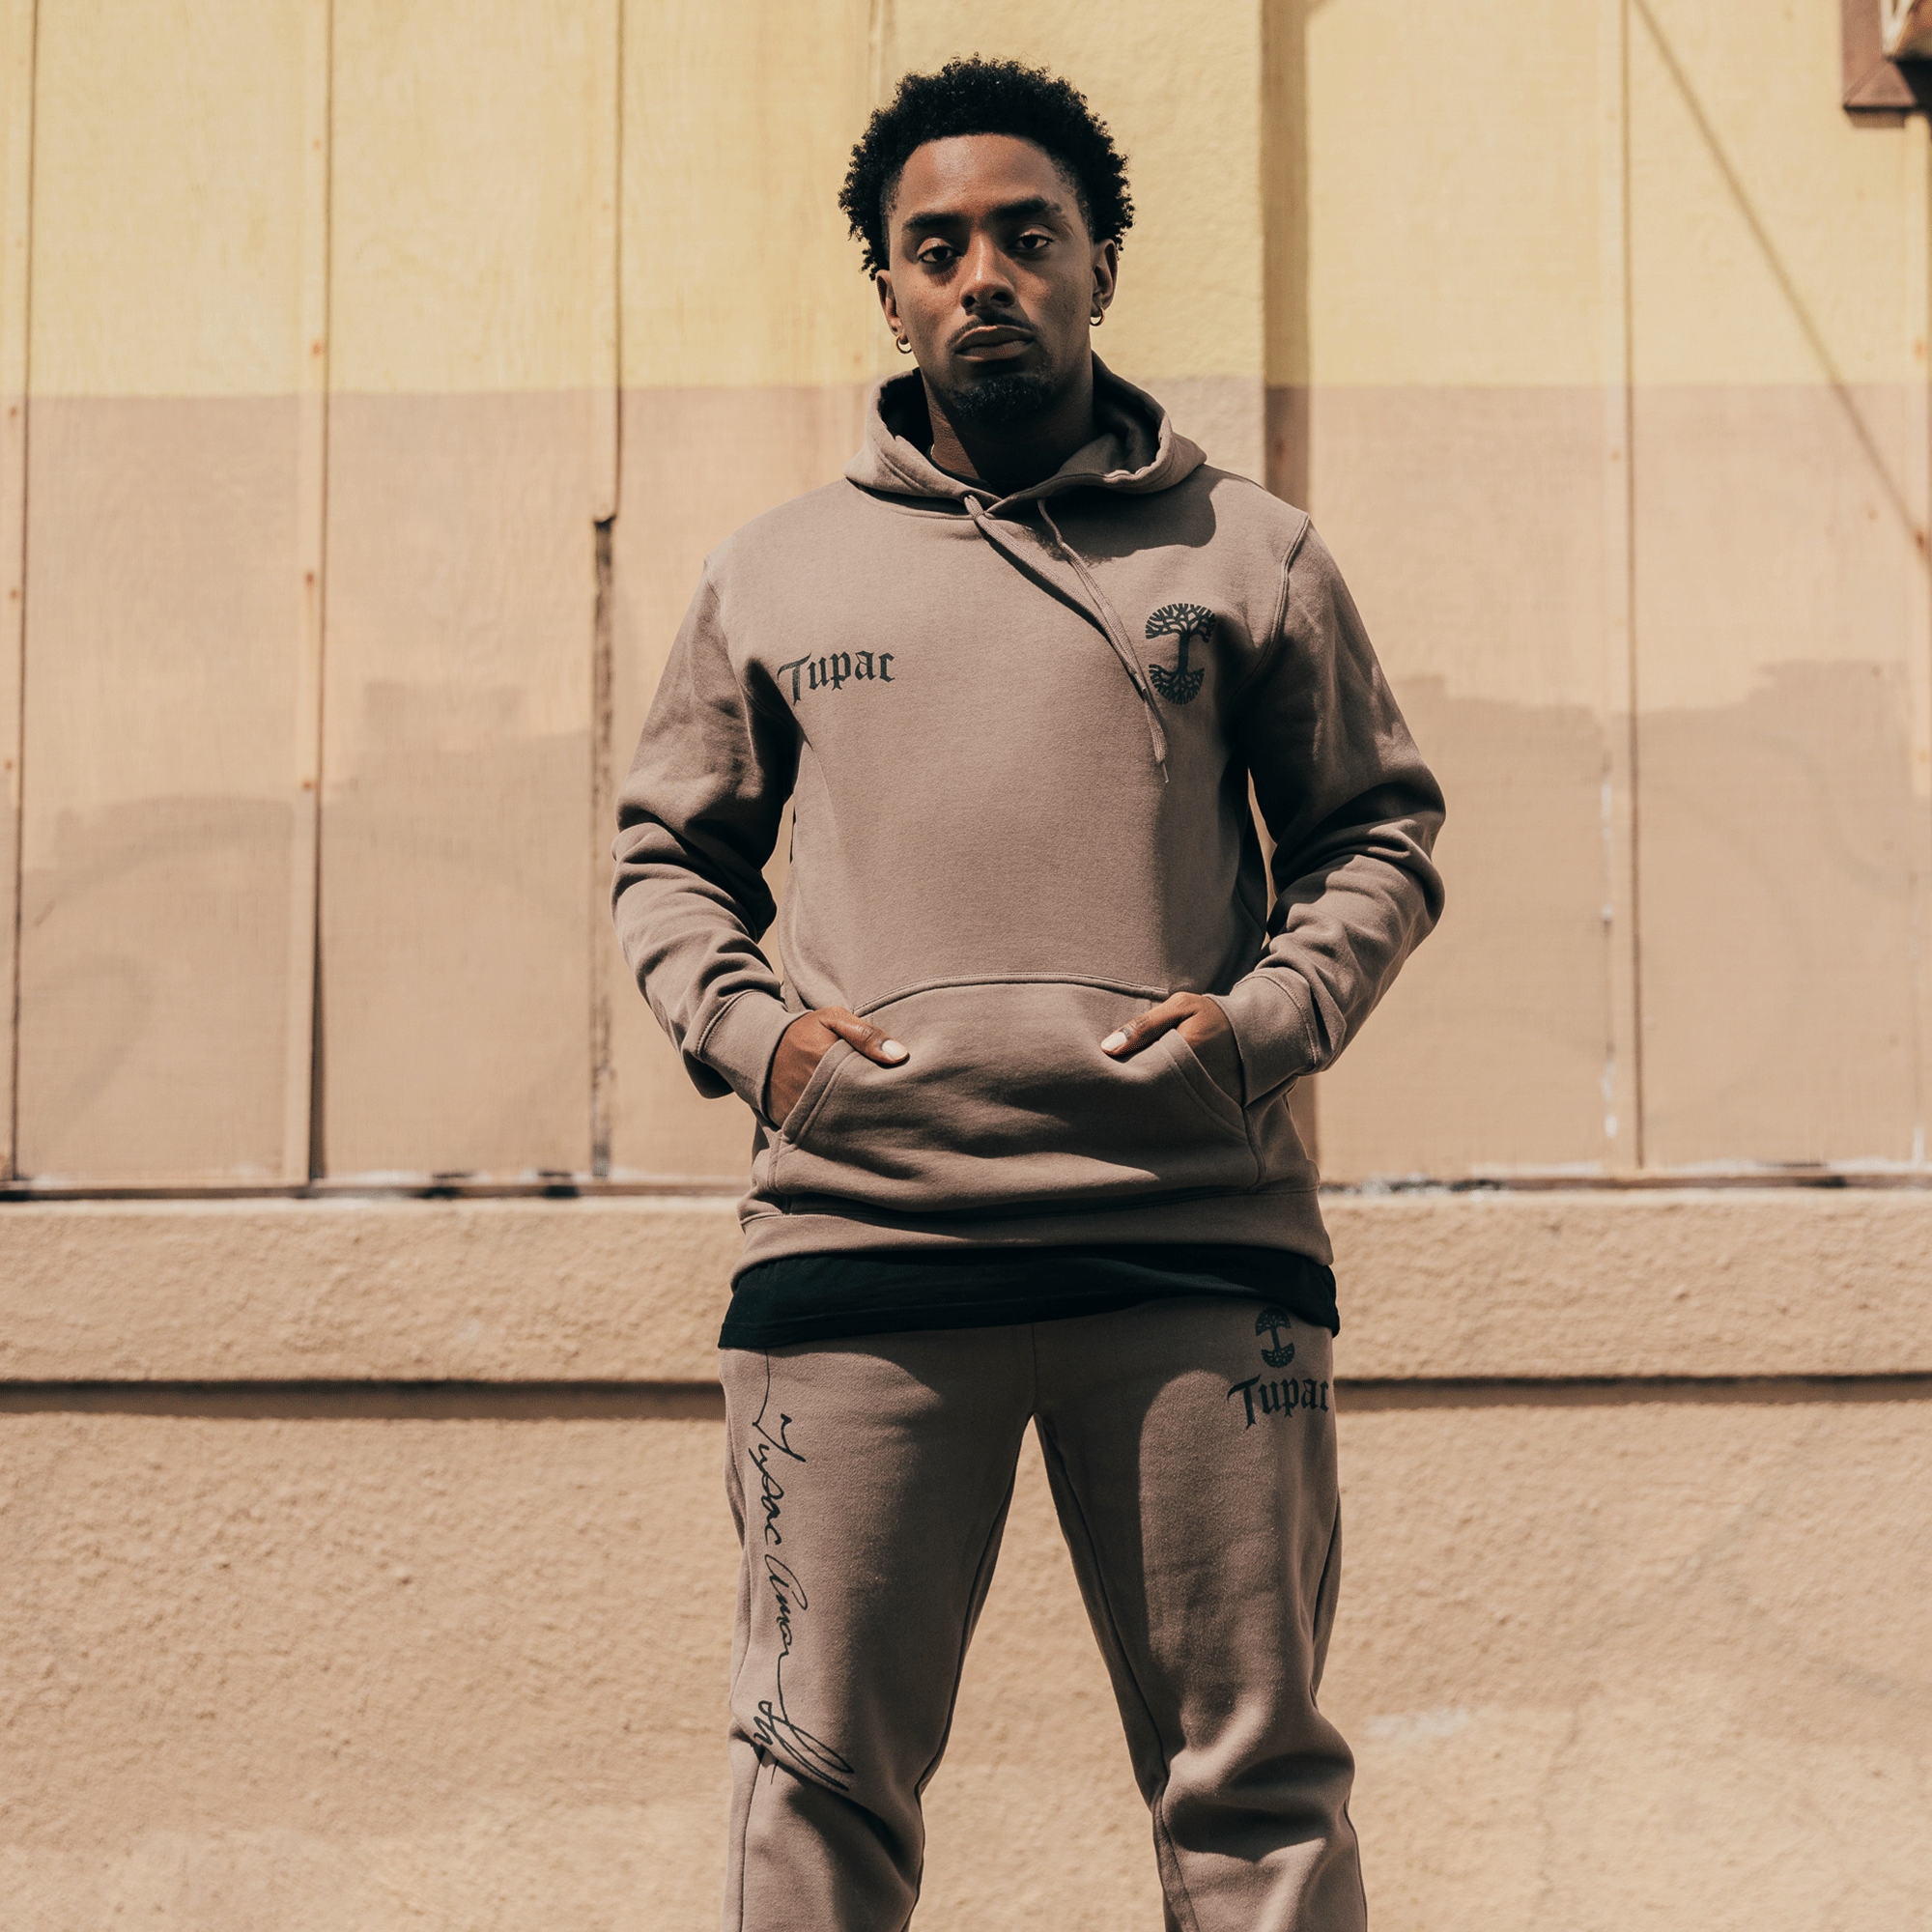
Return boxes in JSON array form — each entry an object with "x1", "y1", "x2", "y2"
[{"x1": 612, "y1": 55, "x2": 1444, "y2": 1932}]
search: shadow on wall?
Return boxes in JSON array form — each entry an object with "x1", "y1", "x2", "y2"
[
  {"x1": 1323, "y1": 658, "x2": 1921, "y2": 1179},
  {"x1": 318, "y1": 703, "x2": 592, "y2": 1182},
  {"x1": 1634, "y1": 655, "x2": 1920, "y2": 1167},
  {"x1": 18, "y1": 797, "x2": 294, "y2": 1180},
  {"x1": 15, "y1": 713, "x2": 597, "y2": 1187}
]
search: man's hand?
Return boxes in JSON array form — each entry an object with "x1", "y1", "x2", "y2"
[
  {"x1": 766, "y1": 1008, "x2": 908, "y2": 1123},
  {"x1": 1101, "y1": 993, "x2": 1242, "y2": 1102}
]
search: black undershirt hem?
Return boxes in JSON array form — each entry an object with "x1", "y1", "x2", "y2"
[{"x1": 719, "y1": 1243, "x2": 1339, "y2": 1350}]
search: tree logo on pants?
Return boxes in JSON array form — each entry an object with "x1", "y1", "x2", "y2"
[
  {"x1": 1227, "y1": 1305, "x2": 1329, "y2": 1429},
  {"x1": 1256, "y1": 1306, "x2": 1295, "y2": 1368}
]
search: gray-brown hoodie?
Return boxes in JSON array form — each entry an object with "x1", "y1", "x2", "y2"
[{"x1": 612, "y1": 362, "x2": 1444, "y2": 1274}]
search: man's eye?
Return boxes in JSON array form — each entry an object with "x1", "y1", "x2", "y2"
[
  {"x1": 918, "y1": 244, "x2": 954, "y2": 265},
  {"x1": 1015, "y1": 234, "x2": 1049, "y2": 252}
]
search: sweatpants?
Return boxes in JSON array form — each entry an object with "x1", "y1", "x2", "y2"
[{"x1": 718, "y1": 1295, "x2": 1364, "y2": 1931}]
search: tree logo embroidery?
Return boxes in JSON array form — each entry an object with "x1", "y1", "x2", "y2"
[
  {"x1": 1145, "y1": 603, "x2": 1213, "y2": 704},
  {"x1": 1256, "y1": 1306, "x2": 1296, "y2": 1368}
]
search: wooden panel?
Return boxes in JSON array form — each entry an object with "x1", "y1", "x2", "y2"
[
  {"x1": 604, "y1": 0, "x2": 868, "y2": 1179},
  {"x1": 1302, "y1": 0, "x2": 1612, "y2": 391},
  {"x1": 1632, "y1": 388, "x2": 1920, "y2": 1164},
  {"x1": 328, "y1": 2, "x2": 601, "y2": 399},
  {"x1": 14, "y1": 0, "x2": 309, "y2": 1182},
  {"x1": 621, "y1": 0, "x2": 876, "y2": 397},
  {"x1": 1308, "y1": 389, "x2": 1626, "y2": 1180},
  {"x1": 321, "y1": 397, "x2": 595, "y2": 1179},
  {"x1": 1301, "y1": 0, "x2": 1631, "y2": 1179},
  {"x1": 321, "y1": 0, "x2": 600, "y2": 1179},
  {"x1": 1630, "y1": 0, "x2": 1925, "y2": 1166}
]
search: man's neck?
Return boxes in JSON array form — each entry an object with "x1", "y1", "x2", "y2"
[{"x1": 922, "y1": 360, "x2": 1098, "y2": 497}]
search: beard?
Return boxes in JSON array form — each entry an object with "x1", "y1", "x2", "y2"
[{"x1": 931, "y1": 364, "x2": 1071, "y2": 430}]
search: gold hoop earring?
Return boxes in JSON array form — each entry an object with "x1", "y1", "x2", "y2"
[
  {"x1": 895, "y1": 334, "x2": 913, "y2": 355},
  {"x1": 1090, "y1": 303, "x2": 1105, "y2": 327}
]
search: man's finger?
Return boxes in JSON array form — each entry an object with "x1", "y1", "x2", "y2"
[
  {"x1": 823, "y1": 1009, "x2": 908, "y2": 1065},
  {"x1": 1100, "y1": 994, "x2": 1193, "y2": 1057}
]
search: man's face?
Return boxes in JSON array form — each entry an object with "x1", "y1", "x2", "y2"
[{"x1": 877, "y1": 133, "x2": 1118, "y2": 430}]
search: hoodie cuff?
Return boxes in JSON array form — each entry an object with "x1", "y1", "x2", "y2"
[
  {"x1": 696, "y1": 991, "x2": 797, "y2": 1120},
  {"x1": 1209, "y1": 973, "x2": 1319, "y2": 1105}
]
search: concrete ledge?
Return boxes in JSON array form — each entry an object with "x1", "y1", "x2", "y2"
[
  {"x1": 1, "y1": 1188, "x2": 1926, "y2": 1383},
  {"x1": 1329, "y1": 1188, "x2": 1932, "y2": 1378},
  {"x1": 0, "y1": 1197, "x2": 740, "y2": 1385}
]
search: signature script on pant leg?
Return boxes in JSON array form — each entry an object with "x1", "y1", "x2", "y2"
[{"x1": 746, "y1": 1355, "x2": 856, "y2": 1791}]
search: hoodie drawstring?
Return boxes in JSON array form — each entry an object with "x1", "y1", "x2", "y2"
[{"x1": 959, "y1": 494, "x2": 1171, "y2": 781}]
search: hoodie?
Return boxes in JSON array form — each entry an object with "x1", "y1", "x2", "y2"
[{"x1": 611, "y1": 361, "x2": 1445, "y2": 1275}]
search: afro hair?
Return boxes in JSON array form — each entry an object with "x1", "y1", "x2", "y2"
[{"x1": 838, "y1": 56, "x2": 1133, "y2": 278}]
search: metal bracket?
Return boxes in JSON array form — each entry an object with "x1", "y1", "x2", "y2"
[{"x1": 1844, "y1": 0, "x2": 1932, "y2": 113}]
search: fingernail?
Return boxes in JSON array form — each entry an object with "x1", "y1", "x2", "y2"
[
  {"x1": 1100, "y1": 1031, "x2": 1127, "y2": 1053},
  {"x1": 881, "y1": 1039, "x2": 908, "y2": 1062}
]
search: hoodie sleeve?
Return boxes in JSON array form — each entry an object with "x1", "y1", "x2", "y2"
[
  {"x1": 610, "y1": 569, "x2": 798, "y2": 1118},
  {"x1": 1211, "y1": 521, "x2": 1446, "y2": 1103}
]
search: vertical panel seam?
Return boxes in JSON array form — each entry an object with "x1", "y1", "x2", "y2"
[
  {"x1": 591, "y1": 518, "x2": 615, "y2": 1179},
  {"x1": 1, "y1": 0, "x2": 36, "y2": 1182},
  {"x1": 590, "y1": 0, "x2": 620, "y2": 522},
  {"x1": 1602, "y1": 0, "x2": 1644, "y2": 1173},
  {"x1": 289, "y1": 0, "x2": 333, "y2": 1182},
  {"x1": 1905, "y1": 112, "x2": 1932, "y2": 1169},
  {"x1": 1619, "y1": 0, "x2": 1644, "y2": 1170},
  {"x1": 588, "y1": 0, "x2": 622, "y2": 1178}
]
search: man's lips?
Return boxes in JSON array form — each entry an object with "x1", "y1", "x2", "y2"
[{"x1": 952, "y1": 322, "x2": 1035, "y2": 353}]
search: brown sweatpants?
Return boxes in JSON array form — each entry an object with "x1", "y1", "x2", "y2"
[{"x1": 719, "y1": 1295, "x2": 1363, "y2": 1931}]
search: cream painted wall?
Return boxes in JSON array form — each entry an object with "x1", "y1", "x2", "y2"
[
  {"x1": 12, "y1": 0, "x2": 1926, "y2": 1183},
  {"x1": 1305, "y1": 0, "x2": 1932, "y2": 1180}
]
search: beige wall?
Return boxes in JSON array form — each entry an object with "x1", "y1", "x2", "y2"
[
  {"x1": 2, "y1": 0, "x2": 1929, "y2": 1926},
  {"x1": 4, "y1": 1193, "x2": 1929, "y2": 1929}
]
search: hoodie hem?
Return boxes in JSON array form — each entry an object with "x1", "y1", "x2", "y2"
[{"x1": 731, "y1": 1186, "x2": 1331, "y2": 1282}]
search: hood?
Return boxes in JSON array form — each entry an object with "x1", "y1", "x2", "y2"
[
  {"x1": 841, "y1": 357, "x2": 1208, "y2": 779},
  {"x1": 844, "y1": 355, "x2": 1207, "y2": 509}
]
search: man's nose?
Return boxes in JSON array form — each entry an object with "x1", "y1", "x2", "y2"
[{"x1": 959, "y1": 234, "x2": 1015, "y2": 307}]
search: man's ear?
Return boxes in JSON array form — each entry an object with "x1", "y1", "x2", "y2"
[
  {"x1": 875, "y1": 270, "x2": 900, "y2": 334},
  {"x1": 1092, "y1": 238, "x2": 1120, "y2": 314}
]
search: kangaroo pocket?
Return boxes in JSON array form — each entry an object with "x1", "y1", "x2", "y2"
[{"x1": 768, "y1": 977, "x2": 1260, "y2": 1214}]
